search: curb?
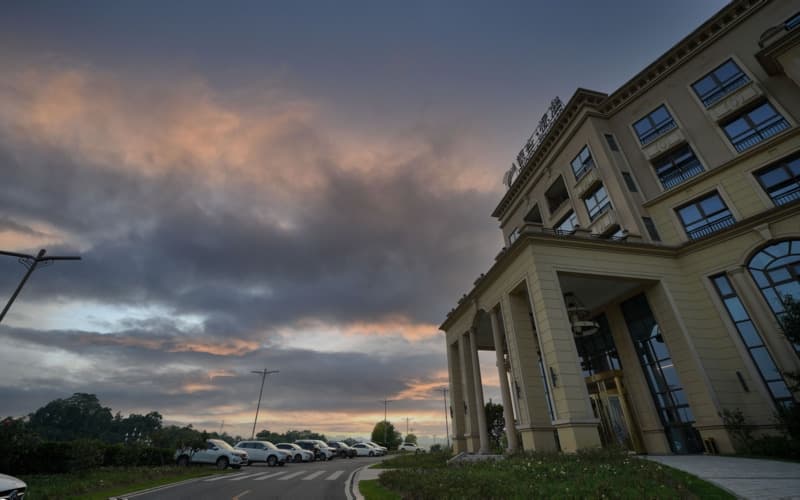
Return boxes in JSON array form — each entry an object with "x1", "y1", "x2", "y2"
[{"x1": 345, "y1": 463, "x2": 373, "y2": 500}]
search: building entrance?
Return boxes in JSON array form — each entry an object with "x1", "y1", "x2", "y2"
[{"x1": 586, "y1": 370, "x2": 644, "y2": 453}]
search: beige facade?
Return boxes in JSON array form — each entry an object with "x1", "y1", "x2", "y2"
[{"x1": 441, "y1": 0, "x2": 800, "y2": 455}]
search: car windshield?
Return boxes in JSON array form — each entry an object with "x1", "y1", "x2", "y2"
[{"x1": 210, "y1": 440, "x2": 233, "y2": 450}]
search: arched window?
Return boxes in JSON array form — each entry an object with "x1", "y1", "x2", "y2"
[{"x1": 747, "y1": 239, "x2": 800, "y2": 327}]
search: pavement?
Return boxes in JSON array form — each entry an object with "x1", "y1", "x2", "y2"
[
  {"x1": 349, "y1": 464, "x2": 388, "y2": 500},
  {"x1": 645, "y1": 455, "x2": 800, "y2": 499}
]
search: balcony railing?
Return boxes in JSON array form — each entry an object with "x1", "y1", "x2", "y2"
[
  {"x1": 640, "y1": 120, "x2": 677, "y2": 146},
  {"x1": 732, "y1": 117, "x2": 790, "y2": 152},
  {"x1": 700, "y1": 74, "x2": 750, "y2": 108},
  {"x1": 659, "y1": 162, "x2": 704, "y2": 190},
  {"x1": 773, "y1": 186, "x2": 800, "y2": 206},
  {"x1": 686, "y1": 215, "x2": 736, "y2": 240}
]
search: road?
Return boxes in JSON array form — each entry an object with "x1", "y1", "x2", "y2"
[{"x1": 122, "y1": 455, "x2": 385, "y2": 500}]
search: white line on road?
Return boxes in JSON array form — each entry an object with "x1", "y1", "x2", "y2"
[
  {"x1": 231, "y1": 490, "x2": 250, "y2": 500},
  {"x1": 302, "y1": 471, "x2": 325, "y2": 481},
  {"x1": 278, "y1": 470, "x2": 307, "y2": 480},
  {"x1": 326, "y1": 471, "x2": 344, "y2": 480},
  {"x1": 230, "y1": 472, "x2": 269, "y2": 481},
  {"x1": 254, "y1": 471, "x2": 289, "y2": 481},
  {"x1": 205, "y1": 472, "x2": 247, "y2": 482}
]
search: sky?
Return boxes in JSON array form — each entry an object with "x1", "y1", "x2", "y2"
[{"x1": 0, "y1": 0, "x2": 728, "y2": 444}]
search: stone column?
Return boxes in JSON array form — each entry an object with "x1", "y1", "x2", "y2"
[
  {"x1": 525, "y1": 273, "x2": 601, "y2": 452},
  {"x1": 469, "y1": 327, "x2": 490, "y2": 454},
  {"x1": 490, "y1": 307, "x2": 519, "y2": 452},
  {"x1": 501, "y1": 291, "x2": 557, "y2": 451},
  {"x1": 458, "y1": 332, "x2": 480, "y2": 451},
  {"x1": 447, "y1": 340, "x2": 467, "y2": 453}
]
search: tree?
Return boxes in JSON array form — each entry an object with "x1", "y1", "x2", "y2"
[
  {"x1": 371, "y1": 421, "x2": 401, "y2": 450},
  {"x1": 29, "y1": 393, "x2": 113, "y2": 441},
  {"x1": 485, "y1": 400, "x2": 505, "y2": 452},
  {"x1": 404, "y1": 433, "x2": 418, "y2": 445}
]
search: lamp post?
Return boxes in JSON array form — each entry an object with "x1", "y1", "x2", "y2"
[
  {"x1": 251, "y1": 369, "x2": 279, "y2": 439},
  {"x1": 0, "y1": 249, "x2": 81, "y2": 324},
  {"x1": 379, "y1": 398, "x2": 394, "y2": 447},
  {"x1": 438, "y1": 387, "x2": 450, "y2": 450}
]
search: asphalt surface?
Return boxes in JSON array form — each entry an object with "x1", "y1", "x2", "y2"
[{"x1": 120, "y1": 455, "x2": 385, "y2": 500}]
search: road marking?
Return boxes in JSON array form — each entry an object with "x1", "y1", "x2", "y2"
[
  {"x1": 230, "y1": 472, "x2": 268, "y2": 481},
  {"x1": 302, "y1": 471, "x2": 325, "y2": 481},
  {"x1": 326, "y1": 471, "x2": 344, "y2": 480},
  {"x1": 254, "y1": 471, "x2": 289, "y2": 481},
  {"x1": 232, "y1": 490, "x2": 250, "y2": 500},
  {"x1": 278, "y1": 470, "x2": 307, "y2": 480},
  {"x1": 205, "y1": 472, "x2": 247, "y2": 482}
]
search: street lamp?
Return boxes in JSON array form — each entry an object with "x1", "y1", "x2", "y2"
[
  {"x1": 0, "y1": 249, "x2": 81, "y2": 324},
  {"x1": 438, "y1": 387, "x2": 450, "y2": 450},
  {"x1": 251, "y1": 369, "x2": 279, "y2": 439},
  {"x1": 379, "y1": 398, "x2": 395, "y2": 447}
]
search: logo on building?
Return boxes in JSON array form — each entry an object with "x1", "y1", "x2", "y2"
[{"x1": 504, "y1": 96, "x2": 564, "y2": 189}]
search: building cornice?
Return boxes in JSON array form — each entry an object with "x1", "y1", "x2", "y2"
[{"x1": 492, "y1": 0, "x2": 766, "y2": 221}]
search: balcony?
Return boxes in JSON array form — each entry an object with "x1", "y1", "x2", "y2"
[
  {"x1": 686, "y1": 215, "x2": 736, "y2": 240},
  {"x1": 707, "y1": 81, "x2": 764, "y2": 123},
  {"x1": 589, "y1": 206, "x2": 619, "y2": 237},
  {"x1": 642, "y1": 127, "x2": 686, "y2": 161},
  {"x1": 574, "y1": 166, "x2": 601, "y2": 198}
]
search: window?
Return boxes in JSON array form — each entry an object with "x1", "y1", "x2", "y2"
[
  {"x1": 545, "y1": 176, "x2": 570, "y2": 213},
  {"x1": 754, "y1": 152, "x2": 800, "y2": 206},
  {"x1": 747, "y1": 240, "x2": 800, "y2": 351},
  {"x1": 554, "y1": 211, "x2": 578, "y2": 234},
  {"x1": 575, "y1": 314, "x2": 620, "y2": 377},
  {"x1": 570, "y1": 146, "x2": 595, "y2": 180},
  {"x1": 722, "y1": 101, "x2": 789, "y2": 152},
  {"x1": 604, "y1": 134, "x2": 619, "y2": 152},
  {"x1": 653, "y1": 145, "x2": 704, "y2": 189},
  {"x1": 692, "y1": 59, "x2": 750, "y2": 107},
  {"x1": 633, "y1": 105, "x2": 676, "y2": 145},
  {"x1": 676, "y1": 192, "x2": 735, "y2": 240},
  {"x1": 584, "y1": 184, "x2": 610, "y2": 220},
  {"x1": 508, "y1": 227, "x2": 521, "y2": 244},
  {"x1": 711, "y1": 274, "x2": 793, "y2": 407},
  {"x1": 642, "y1": 217, "x2": 661, "y2": 242},
  {"x1": 622, "y1": 172, "x2": 638, "y2": 192},
  {"x1": 787, "y1": 11, "x2": 800, "y2": 30}
]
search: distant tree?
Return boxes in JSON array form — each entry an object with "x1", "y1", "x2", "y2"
[
  {"x1": 29, "y1": 393, "x2": 113, "y2": 441},
  {"x1": 371, "y1": 421, "x2": 401, "y2": 450},
  {"x1": 404, "y1": 433, "x2": 418, "y2": 445},
  {"x1": 151, "y1": 424, "x2": 205, "y2": 450},
  {"x1": 485, "y1": 400, "x2": 505, "y2": 452},
  {"x1": 111, "y1": 411, "x2": 163, "y2": 443},
  {"x1": 429, "y1": 443, "x2": 443, "y2": 453}
]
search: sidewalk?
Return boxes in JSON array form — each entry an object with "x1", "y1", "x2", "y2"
[
  {"x1": 349, "y1": 465, "x2": 389, "y2": 500},
  {"x1": 645, "y1": 455, "x2": 800, "y2": 499}
]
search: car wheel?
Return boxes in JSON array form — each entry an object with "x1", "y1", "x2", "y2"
[
  {"x1": 294, "y1": 454, "x2": 302, "y2": 463},
  {"x1": 216, "y1": 457, "x2": 229, "y2": 470},
  {"x1": 176, "y1": 455, "x2": 190, "y2": 467},
  {"x1": 267, "y1": 455, "x2": 278, "y2": 467},
  {"x1": 368, "y1": 451, "x2": 374, "y2": 457}
]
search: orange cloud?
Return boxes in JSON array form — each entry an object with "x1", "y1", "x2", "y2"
[{"x1": 342, "y1": 316, "x2": 440, "y2": 342}]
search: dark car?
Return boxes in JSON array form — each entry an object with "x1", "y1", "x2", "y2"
[
  {"x1": 294, "y1": 440, "x2": 322, "y2": 460},
  {"x1": 327, "y1": 441, "x2": 356, "y2": 458}
]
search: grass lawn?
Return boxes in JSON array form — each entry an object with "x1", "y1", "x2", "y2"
[
  {"x1": 19, "y1": 465, "x2": 227, "y2": 499},
  {"x1": 360, "y1": 479, "x2": 401, "y2": 500},
  {"x1": 374, "y1": 450, "x2": 734, "y2": 499}
]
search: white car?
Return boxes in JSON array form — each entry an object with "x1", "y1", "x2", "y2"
[
  {"x1": 366, "y1": 441, "x2": 388, "y2": 455},
  {"x1": 235, "y1": 440, "x2": 289, "y2": 466},
  {"x1": 175, "y1": 439, "x2": 247, "y2": 469},
  {"x1": 351, "y1": 442, "x2": 378, "y2": 456},
  {"x1": 398, "y1": 442, "x2": 424, "y2": 453},
  {"x1": 0, "y1": 473, "x2": 26, "y2": 499},
  {"x1": 276, "y1": 442, "x2": 315, "y2": 463}
]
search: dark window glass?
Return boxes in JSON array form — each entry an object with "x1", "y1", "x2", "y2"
[
  {"x1": 604, "y1": 134, "x2": 619, "y2": 152},
  {"x1": 621, "y1": 294, "x2": 703, "y2": 454},
  {"x1": 722, "y1": 101, "x2": 789, "y2": 152},
  {"x1": 653, "y1": 145, "x2": 704, "y2": 189},
  {"x1": 575, "y1": 314, "x2": 620, "y2": 377},
  {"x1": 691, "y1": 59, "x2": 750, "y2": 107},
  {"x1": 755, "y1": 152, "x2": 800, "y2": 206},
  {"x1": 633, "y1": 105, "x2": 676, "y2": 145},
  {"x1": 571, "y1": 146, "x2": 595, "y2": 179},
  {"x1": 584, "y1": 184, "x2": 610, "y2": 220},
  {"x1": 622, "y1": 172, "x2": 638, "y2": 192},
  {"x1": 787, "y1": 12, "x2": 800, "y2": 30},
  {"x1": 642, "y1": 217, "x2": 661, "y2": 242},
  {"x1": 676, "y1": 192, "x2": 735, "y2": 240},
  {"x1": 712, "y1": 273, "x2": 793, "y2": 407},
  {"x1": 554, "y1": 211, "x2": 578, "y2": 234}
]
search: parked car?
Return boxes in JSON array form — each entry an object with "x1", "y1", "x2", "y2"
[
  {"x1": 296, "y1": 439, "x2": 335, "y2": 460},
  {"x1": 327, "y1": 441, "x2": 356, "y2": 458},
  {"x1": 398, "y1": 442, "x2": 424, "y2": 453},
  {"x1": 293, "y1": 439, "x2": 322, "y2": 460},
  {"x1": 351, "y1": 442, "x2": 377, "y2": 456},
  {"x1": 175, "y1": 439, "x2": 247, "y2": 469},
  {"x1": 366, "y1": 441, "x2": 388, "y2": 455},
  {"x1": 276, "y1": 443, "x2": 315, "y2": 463},
  {"x1": 235, "y1": 440, "x2": 289, "y2": 466},
  {"x1": 0, "y1": 473, "x2": 26, "y2": 500}
]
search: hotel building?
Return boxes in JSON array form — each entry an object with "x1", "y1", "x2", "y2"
[{"x1": 441, "y1": 0, "x2": 800, "y2": 455}]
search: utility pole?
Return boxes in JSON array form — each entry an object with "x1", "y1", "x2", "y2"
[
  {"x1": 439, "y1": 387, "x2": 450, "y2": 450},
  {"x1": 251, "y1": 369, "x2": 279, "y2": 439},
  {"x1": 0, "y1": 249, "x2": 81, "y2": 324},
  {"x1": 379, "y1": 398, "x2": 394, "y2": 447}
]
